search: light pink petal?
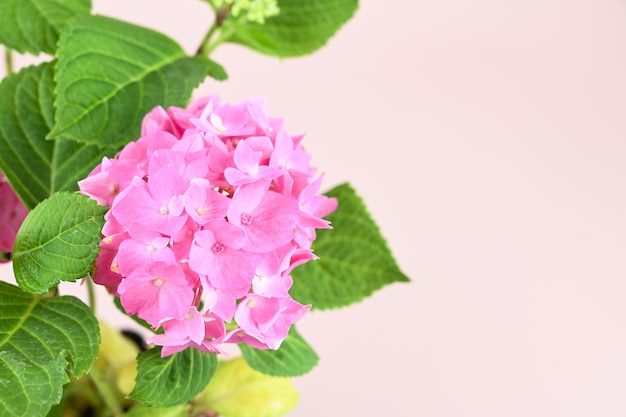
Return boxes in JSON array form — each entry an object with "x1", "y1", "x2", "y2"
[
  {"x1": 184, "y1": 181, "x2": 230, "y2": 225},
  {"x1": 118, "y1": 263, "x2": 193, "y2": 326},
  {"x1": 229, "y1": 189, "x2": 299, "y2": 253},
  {"x1": 189, "y1": 223, "x2": 256, "y2": 289},
  {"x1": 201, "y1": 280, "x2": 249, "y2": 322}
]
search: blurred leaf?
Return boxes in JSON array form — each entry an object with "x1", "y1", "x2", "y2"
[
  {"x1": 122, "y1": 404, "x2": 189, "y2": 417},
  {"x1": 130, "y1": 347, "x2": 217, "y2": 407},
  {"x1": 224, "y1": 0, "x2": 358, "y2": 57},
  {"x1": 0, "y1": 62, "x2": 114, "y2": 209},
  {"x1": 291, "y1": 182, "x2": 410, "y2": 309},
  {"x1": 45, "y1": 403, "x2": 64, "y2": 417},
  {"x1": 0, "y1": 0, "x2": 91, "y2": 54},
  {"x1": 97, "y1": 320, "x2": 139, "y2": 370},
  {"x1": 0, "y1": 282, "x2": 100, "y2": 417},
  {"x1": 239, "y1": 327, "x2": 318, "y2": 377},
  {"x1": 50, "y1": 15, "x2": 213, "y2": 147},
  {"x1": 13, "y1": 192, "x2": 106, "y2": 294},
  {"x1": 196, "y1": 356, "x2": 298, "y2": 417}
]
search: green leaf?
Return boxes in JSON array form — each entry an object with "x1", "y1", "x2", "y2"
[
  {"x1": 0, "y1": 0, "x2": 91, "y2": 55},
  {"x1": 195, "y1": 356, "x2": 298, "y2": 417},
  {"x1": 122, "y1": 404, "x2": 189, "y2": 417},
  {"x1": 49, "y1": 15, "x2": 213, "y2": 147},
  {"x1": 0, "y1": 282, "x2": 100, "y2": 417},
  {"x1": 0, "y1": 62, "x2": 114, "y2": 209},
  {"x1": 130, "y1": 347, "x2": 217, "y2": 407},
  {"x1": 290, "y1": 183, "x2": 410, "y2": 309},
  {"x1": 13, "y1": 192, "x2": 107, "y2": 294},
  {"x1": 206, "y1": 58, "x2": 228, "y2": 81},
  {"x1": 223, "y1": 0, "x2": 358, "y2": 57},
  {"x1": 239, "y1": 327, "x2": 318, "y2": 377}
]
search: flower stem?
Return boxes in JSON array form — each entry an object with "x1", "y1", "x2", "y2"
[
  {"x1": 86, "y1": 274, "x2": 97, "y2": 313},
  {"x1": 204, "y1": 26, "x2": 235, "y2": 56},
  {"x1": 89, "y1": 366, "x2": 123, "y2": 416},
  {"x1": 196, "y1": 20, "x2": 220, "y2": 56},
  {"x1": 196, "y1": 4, "x2": 234, "y2": 56},
  {"x1": 4, "y1": 47, "x2": 13, "y2": 75}
]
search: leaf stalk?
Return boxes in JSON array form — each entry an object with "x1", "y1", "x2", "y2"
[
  {"x1": 86, "y1": 274, "x2": 96, "y2": 313},
  {"x1": 196, "y1": 4, "x2": 235, "y2": 56},
  {"x1": 4, "y1": 47, "x2": 13, "y2": 75},
  {"x1": 88, "y1": 365, "x2": 123, "y2": 416}
]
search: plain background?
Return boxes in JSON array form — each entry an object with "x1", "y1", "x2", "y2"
[{"x1": 3, "y1": 1, "x2": 626, "y2": 416}]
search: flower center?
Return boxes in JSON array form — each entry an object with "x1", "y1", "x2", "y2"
[
  {"x1": 212, "y1": 243, "x2": 225, "y2": 254},
  {"x1": 153, "y1": 278, "x2": 164, "y2": 287},
  {"x1": 240, "y1": 213, "x2": 253, "y2": 225}
]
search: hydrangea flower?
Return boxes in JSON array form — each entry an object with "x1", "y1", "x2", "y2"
[
  {"x1": 0, "y1": 172, "x2": 28, "y2": 260},
  {"x1": 79, "y1": 95, "x2": 337, "y2": 356}
]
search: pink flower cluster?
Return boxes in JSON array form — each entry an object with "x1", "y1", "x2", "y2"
[
  {"x1": 0, "y1": 172, "x2": 28, "y2": 260},
  {"x1": 79, "y1": 95, "x2": 336, "y2": 357}
]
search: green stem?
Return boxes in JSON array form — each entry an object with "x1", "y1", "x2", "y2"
[
  {"x1": 196, "y1": 4, "x2": 234, "y2": 56},
  {"x1": 86, "y1": 274, "x2": 97, "y2": 313},
  {"x1": 89, "y1": 366, "x2": 123, "y2": 417},
  {"x1": 204, "y1": 26, "x2": 235, "y2": 56},
  {"x1": 196, "y1": 20, "x2": 220, "y2": 56},
  {"x1": 4, "y1": 47, "x2": 13, "y2": 75}
]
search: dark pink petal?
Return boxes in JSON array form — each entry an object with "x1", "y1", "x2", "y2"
[
  {"x1": 0, "y1": 174, "x2": 28, "y2": 253},
  {"x1": 141, "y1": 105, "x2": 175, "y2": 136}
]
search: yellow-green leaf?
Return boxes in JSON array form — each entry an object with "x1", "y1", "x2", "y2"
[{"x1": 195, "y1": 357, "x2": 298, "y2": 417}]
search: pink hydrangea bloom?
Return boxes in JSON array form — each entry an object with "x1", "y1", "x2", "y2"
[
  {"x1": 0, "y1": 172, "x2": 28, "y2": 259},
  {"x1": 80, "y1": 95, "x2": 336, "y2": 356}
]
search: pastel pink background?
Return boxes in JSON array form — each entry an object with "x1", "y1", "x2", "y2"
[{"x1": 3, "y1": 1, "x2": 626, "y2": 416}]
